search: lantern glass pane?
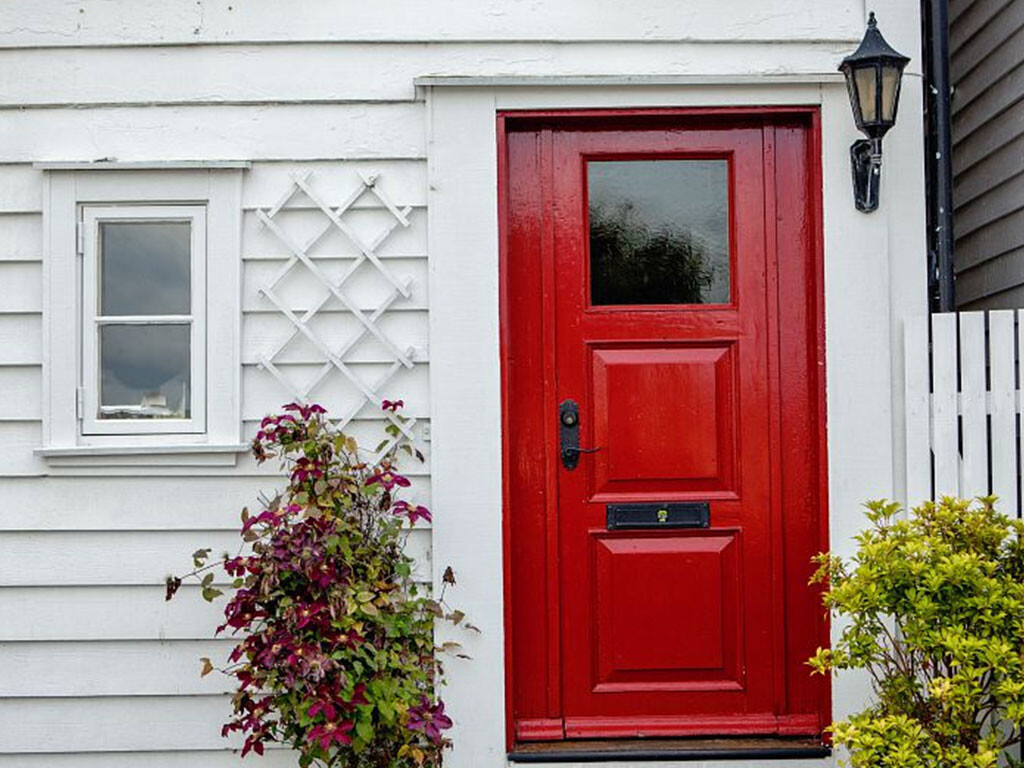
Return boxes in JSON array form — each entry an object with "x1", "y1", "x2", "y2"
[
  {"x1": 855, "y1": 65, "x2": 878, "y2": 124},
  {"x1": 880, "y1": 64, "x2": 902, "y2": 123}
]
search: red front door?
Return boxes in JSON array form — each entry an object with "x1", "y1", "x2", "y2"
[{"x1": 502, "y1": 109, "x2": 828, "y2": 744}]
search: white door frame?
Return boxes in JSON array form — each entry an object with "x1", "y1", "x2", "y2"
[{"x1": 424, "y1": 78, "x2": 926, "y2": 767}]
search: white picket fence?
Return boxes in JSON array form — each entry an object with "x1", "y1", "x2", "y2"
[{"x1": 904, "y1": 310, "x2": 1023, "y2": 515}]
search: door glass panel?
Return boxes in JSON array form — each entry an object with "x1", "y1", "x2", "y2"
[
  {"x1": 588, "y1": 160, "x2": 730, "y2": 305},
  {"x1": 99, "y1": 323, "x2": 191, "y2": 419},
  {"x1": 100, "y1": 221, "x2": 191, "y2": 316}
]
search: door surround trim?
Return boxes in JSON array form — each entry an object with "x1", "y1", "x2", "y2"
[{"x1": 420, "y1": 77, "x2": 918, "y2": 767}]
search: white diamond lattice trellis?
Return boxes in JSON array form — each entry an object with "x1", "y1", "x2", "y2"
[{"x1": 255, "y1": 170, "x2": 419, "y2": 455}]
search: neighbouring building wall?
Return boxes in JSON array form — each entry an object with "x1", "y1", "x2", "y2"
[
  {"x1": 951, "y1": 0, "x2": 1024, "y2": 309},
  {"x1": 0, "y1": 2, "x2": 926, "y2": 767}
]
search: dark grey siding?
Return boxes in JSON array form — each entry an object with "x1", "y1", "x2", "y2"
[{"x1": 951, "y1": 0, "x2": 1024, "y2": 309}]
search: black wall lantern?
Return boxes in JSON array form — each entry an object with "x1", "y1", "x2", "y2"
[{"x1": 839, "y1": 12, "x2": 911, "y2": 212}]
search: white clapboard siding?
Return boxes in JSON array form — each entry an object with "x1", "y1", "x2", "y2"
[
  {"x1": 0, "y1": 586, "x2": 225, "y2": 642},
  {"x1": 1, "y1": 580, "x2": 434, "y2": 643},
  {"x1": 0, "y1": 528, "x2": 431, "y2": 587},
  {"x1": 0, "y1": 104, "x2": 425, "y2": 163},
  {"x1": 0, "y1": 316, "x2": 41, "y2": 364},
  {"x1": 0, "y1": 475, "x2": 430, "y2": 531},
  {"x1": 904, "y1": 310, "x2": 1023, "y2": 514},
  {"x1": 0, "y1": 213, "x2": 42, "y2": 260},
  {"x1": 0, "y1": 752, "x2": 305, "y2": 768},
  {"x1": 0, "y1": 751, "x2": 301, "y2": 768},
  {"x1": 0, "y1": 0, "x2": 863, "y2": 48},
  {"x1": 0, "y1": 366, "x2": 42, "y2": 420},
  {"x1": 0, "y1": 42, "x2": 851, "y2": 108},
  {"x1": 0, "y1": 422, "x2": 46, "y2": 477},
  {"x1": 0, "y1": 695, "x2": 247, "y2": 752},
  {"x1": 0, "y1": 168, "x2": 42, "y2": 212},
  {"x1": 0, "y1": 640, "x2": 238, "y2": 697},
  {"x1": 0, "y1": 264, "x2": 40, "y2": 312}
]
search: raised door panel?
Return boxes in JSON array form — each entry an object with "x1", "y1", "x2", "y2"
[
  {"x1": 592, "y1": 532, "x2": 742, "y2": 692},
  {"x1": 590, "y1": 343, "x2": 736, "y2": 499}
]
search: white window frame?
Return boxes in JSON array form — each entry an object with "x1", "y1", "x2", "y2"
[
  {"x1": 81, "y1": 204, "x2": 207, "y2": 436},
  {"x1": 37, "y1": 164, "x2": 247, "y2": 467}
]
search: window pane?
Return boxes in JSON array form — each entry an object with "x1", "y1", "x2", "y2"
[
  {"x1": 99, "y1": 324, "x2": 191, "y2": 419},
  {"x1": 589, "y1": 160, "x2": 730, "y2": 306},
  {"x1": 100, "y1": 221, "x2": 191, "y2": 316}
]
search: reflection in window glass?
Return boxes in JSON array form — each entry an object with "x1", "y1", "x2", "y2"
[
  {"x1": 588, "y1": 160, "x2": 730, "y2": 305},
  {"x1": 100, "y1": 221, "x2": 191, "y2": 316},
  {"x1": 99, "y1": 324, "x2": 191, "y2": 420}
]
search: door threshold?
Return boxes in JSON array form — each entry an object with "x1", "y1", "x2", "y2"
[{"x1": 508, "y1": 737, "x2": 831, "y2": 763}]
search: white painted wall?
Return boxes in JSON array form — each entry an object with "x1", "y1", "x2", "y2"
[{"x1": 0, "y1": 1, "x2": 927, "y2": 766}]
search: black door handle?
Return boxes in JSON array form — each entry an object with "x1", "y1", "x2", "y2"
[{"x1": 559, "y1": 399, "x2": 603, "y2": 470}]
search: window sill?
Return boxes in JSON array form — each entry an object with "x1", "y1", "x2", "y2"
[{"x1": 35, "y1": 442, "x2": 250, "y2": 469}]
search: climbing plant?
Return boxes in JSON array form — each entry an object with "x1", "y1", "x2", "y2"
[{"x1": 167, "y1": 401, "x2": 470, "y2": 767}]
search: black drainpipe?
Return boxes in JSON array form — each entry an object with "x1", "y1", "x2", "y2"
[{"x1": 923, "y1": 0, "x2": 956, "y2": 312}]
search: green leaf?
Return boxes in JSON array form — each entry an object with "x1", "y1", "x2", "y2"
[
  {"x1": 192, "y1": 548, "x2": 211, "y2": 567},
  {"x1": 355, "y1": 719, "x2": 374, "y2": 743}
]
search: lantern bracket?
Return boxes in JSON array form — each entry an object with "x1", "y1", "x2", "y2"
[{"x1": 851, "y1": 137, "x2": 883, "y2": 213}]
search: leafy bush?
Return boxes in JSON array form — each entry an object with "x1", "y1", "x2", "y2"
[
  {"x1": 810, "y1": 497, "x2": 1024, "y2": 767},
  {"x1": 167, "y1": 401, "x2": 469, "y2": 767}
]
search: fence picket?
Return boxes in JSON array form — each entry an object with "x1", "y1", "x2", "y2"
[
  {"x1": 989, "y1": 311, "x2": 1017, "y2": 510},
  {"x1": 931, "y1": 314, "x2": 959, "y2": 498},
  {"x1": 1018, "y1": 310, "x2": 1024, "y2": 519},
  {"x1": 904, "y1": 315, "x2": 932, "y2": 507},
  {"x1": 959, "y1": 312, "x2": 988, "y2": 498}
]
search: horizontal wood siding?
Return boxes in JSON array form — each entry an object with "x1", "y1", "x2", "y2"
[
  {"x1": 0, "y1": 1, "x2": 870, "y2": 763},
  {"x1": 0, "y1": 0, "x2": 864, "y2": 47},
  {"x1": 951, "y1": 0, "x2": 1024, "y2": 308},
  {"x1": 0, "y1": 86, "x2": 431, "y2": 763},
  {"x1": 0, "y1": 753, "x2": 302, "y2": 768}
]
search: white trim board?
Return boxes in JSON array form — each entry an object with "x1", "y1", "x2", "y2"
[
  {"x1": 34, "y1": 161, "x2": 252, "y2": 170},
  {"x1": 415, "y1": 73, "x2": 845, "y2": 87},
  {"x1": 425, "y1": 79, "x2": 927, "y2": 768}
]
